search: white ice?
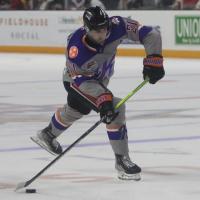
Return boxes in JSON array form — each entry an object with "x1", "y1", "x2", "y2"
[{"x1": 0, "y1": 53, "x2": 200, "y2": 200}]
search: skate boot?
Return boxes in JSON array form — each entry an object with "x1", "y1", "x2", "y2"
[
  {"x1": 115, "y1": 154, "x2": 141, "y2": 181},
  {"x1": 31, "y1": 125, "x2": 63, "y2": 156}
]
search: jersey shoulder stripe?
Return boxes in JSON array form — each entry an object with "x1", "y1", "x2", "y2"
[{"x1": 105, "y1": 16, "x2": 127, "y2": 45}]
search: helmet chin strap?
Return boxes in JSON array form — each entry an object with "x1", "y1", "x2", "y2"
[
  {"x1": 84, "y1": 25, "x2": 90, "y2": 33},
  {"x1": 105, "y1": 29, "x2": 111, "y2": 39}
]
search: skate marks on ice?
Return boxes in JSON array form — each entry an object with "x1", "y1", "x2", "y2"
[
  {"x1": 1, "y1": 165, "x2": 200, "y2": 189},
  {"x1": 1, "y1": 55, "x2": 200, "y2": 199},
  {"x1": 1, "y1": 102, "x2": 200, "y2": 125}
]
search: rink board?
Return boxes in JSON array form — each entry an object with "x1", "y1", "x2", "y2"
[{"x1": 0, "y1": 11, "x2": 199, "y2": 58}]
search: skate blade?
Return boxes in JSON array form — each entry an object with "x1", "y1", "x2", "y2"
[
  {"x1": 30, "y1": 136, "x2": 57, "y2": 156},
  {"x1": 117, "y1": 171, "x2": 141, "y2": 181}
]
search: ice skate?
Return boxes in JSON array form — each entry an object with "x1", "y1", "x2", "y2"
[
  {"x1": 31, "y1": 125, "x2": 63, "y2": 156},
  {"x1": 115, "y1": 154, "x2": 141, "y2": 181}
]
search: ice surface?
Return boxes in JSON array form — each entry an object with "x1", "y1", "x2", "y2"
[{"x1": 0, "y1": 53, "x2": 200, "y2": 200}]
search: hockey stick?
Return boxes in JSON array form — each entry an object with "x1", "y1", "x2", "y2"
[{"x1": 15, "y1": 78, "x2": 149, "y2": 191}]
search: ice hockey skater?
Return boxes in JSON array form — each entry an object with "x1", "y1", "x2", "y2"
[{"x1": 31, "y1": 6, "x2": 165, "y2": 181}]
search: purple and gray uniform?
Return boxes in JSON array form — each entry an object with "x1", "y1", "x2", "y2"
[
  {"x1": 52, "y1": 16, "x2": 162, "y2": 156},
  {"x1": 64, "y1": 16, "x2": 161, "y2": 94}
]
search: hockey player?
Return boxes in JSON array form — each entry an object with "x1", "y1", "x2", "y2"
[{"x1": 31, "y1": 6, "x2": 165, "y2": 180}]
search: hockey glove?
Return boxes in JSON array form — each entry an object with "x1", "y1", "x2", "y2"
[
  {"x1": 143, "y1": 54, "x2": 165, "y2": 84},
  {"x1": 97, "y1": 93, "x2": 117, "y2": 124}
]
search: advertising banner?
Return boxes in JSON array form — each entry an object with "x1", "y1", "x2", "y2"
[
  {"x1": 0, "y1": 12, "x2": 83, "y2": 47},
  {"x1": 175, "y1": 16, "x2": 200, "y2": 45},
  {"x1": 0, "y1": 11, "x2": 199, "y2": 57}
]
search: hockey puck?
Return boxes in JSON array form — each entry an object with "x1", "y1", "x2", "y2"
[{"x1": 25, "y1": 189, "x2": 36, "y2": 193}]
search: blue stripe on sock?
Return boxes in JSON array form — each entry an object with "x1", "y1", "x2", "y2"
[
  {"x1": 51, "y1": 114, "x2": 67, "y2": 130},
  {"x1": 107, "y1": 125, "x2": 128, "y2": 140}
]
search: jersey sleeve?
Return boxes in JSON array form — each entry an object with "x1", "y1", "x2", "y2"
[
  {"x1": 65, "y1": 30, "x2": 98, "y2": 86},
  {"x1": 65, "y1": 36, "x2": 109, "y2": 106},
  {"x1": 122, "y1": 17, "x2": 162, "y2": 56}
]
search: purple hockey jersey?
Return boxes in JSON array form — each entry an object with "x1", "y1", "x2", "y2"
[{"x1": 63, "y1": 15, "x2": 161, "y2": 100}]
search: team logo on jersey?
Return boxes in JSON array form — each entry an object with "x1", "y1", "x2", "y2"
[
  {"x1": 111, "y1": 17, "x2": 120, "y2": 25},
  {"x1": 69, "y1": 46, "x2": 78, "y2": 59}
]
